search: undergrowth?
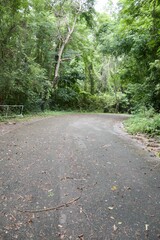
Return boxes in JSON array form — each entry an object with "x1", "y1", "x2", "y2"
[{"x1": 124, "y1": 108, "x2": 160, "y2": 137}]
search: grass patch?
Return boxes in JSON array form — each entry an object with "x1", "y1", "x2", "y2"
[
  {"x1": 0, "y1": 110, "x2": 76, "y2": 122},
  {"x1": 0, "y1": 110, "x2": 100, "y2": 123},
  {"x1": 124, "y1": 112, "x2": 160, "y2": 137}
]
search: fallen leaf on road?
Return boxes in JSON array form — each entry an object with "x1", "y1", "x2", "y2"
[
  {"x1": 28, "y1": 219, "x2": 33, "y2": 224},
  {"x1": 48, "y1": 192, "x2": 54, "y2": 197},
  {"x1": 108, "y1": 206, "x2": 114, "y2": 210},
  {"x1": 48, "y1": 189, "x2": 53, "y2": 192},
  {"x1": 58, "y1": 232, "x2": 66, "y2": 239},
  {"x1": 25, "y1": 195, "x2": 33, "y2": 202},
  {"x1": 124, "y1": 186, "x2": 131, "y2": 191},
  {"x1": 101, "y1": 144, "x2": 111, "y2": 148},
  {"x1": 113, "y1": 225, "x2": 118, "y2": 231},
  {"x1": 111, "y1": 186, "x2": 117, "y2": 191},
  {"x1": 145, "y1": 224, "x2": 149, "y2": 231},
  {"x1": 78, "y1": 234, "x2": 84, "y2": 240},
  {"x1": 118, "y1": 222, "x2": 122, "y2": 225},
  {"x1": 61, "y1": 176, "x2": 74, "y2": 181}
]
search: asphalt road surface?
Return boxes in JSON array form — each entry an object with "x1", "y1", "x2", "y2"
[{"x1": 0, "y1": 114, "x2": 160, "y2": 240}]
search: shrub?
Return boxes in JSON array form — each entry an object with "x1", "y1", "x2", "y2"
[{"x1": 124, "y1": 109, "x2": 160, "y2": 136}]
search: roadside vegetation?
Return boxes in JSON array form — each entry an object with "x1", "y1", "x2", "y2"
[
  {"x1": 124, "y1": 108, "x2": 160, "y2": 137},
  {"x1": 0, "y1": 110, "x2": 81, "y2": 123},
  {"x1": 124, "y1": 108, "x2": 160, "y2": 158}
]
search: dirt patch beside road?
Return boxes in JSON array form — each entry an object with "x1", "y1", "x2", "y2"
[
  {"x1": 131, "y1": 133, "x2": 160, "y2": 158},
  {"x1": 114, "y1": 122, "x2": 160, "y2": 159}
]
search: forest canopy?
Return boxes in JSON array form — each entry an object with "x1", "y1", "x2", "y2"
[{"x1": 0, "y1": 0, "x2": 160, "y2": 113}]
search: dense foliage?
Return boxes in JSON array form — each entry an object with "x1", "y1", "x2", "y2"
[{"x1": 0, "y1": 0, "x2": 160, "y2": 113}]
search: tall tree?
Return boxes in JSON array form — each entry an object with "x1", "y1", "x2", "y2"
[
  {"x1": 96, "y1": 0, "x2": 160, "y2": 111},
  {"x1": 51, "y1": 0, "x2": 95, "y2": 88}
]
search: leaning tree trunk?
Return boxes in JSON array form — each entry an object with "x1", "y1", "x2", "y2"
[{"x1": 53, "y1": 17, "x2": 77, "y2": 88}]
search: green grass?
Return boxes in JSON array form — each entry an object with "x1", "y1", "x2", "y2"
[
  {"x1": 124, "y1": 113, "x2": 160, "y2": 137},
  {"x1": 0, "y1": 110, "x2": 103, "y2": 123},
  {"x1": 0, "y1": 110, "x2": 78, "y2": 122}
]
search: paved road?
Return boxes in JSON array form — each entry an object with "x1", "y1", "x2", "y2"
[{"x1": 0, "y1": 114, "x2": 160, "y2": 240}]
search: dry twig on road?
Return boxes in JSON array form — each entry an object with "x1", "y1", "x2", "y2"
[{"x1": 18, "y1": 196, "x2": 81, "y2": 213}]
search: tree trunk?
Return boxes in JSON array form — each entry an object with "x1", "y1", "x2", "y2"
[
  {"x1": 53, "y1": 17, "x2": 77, "y2": 88},
  {"x1": 88, "y1": 63, "x2": 94, "y2": 95}
]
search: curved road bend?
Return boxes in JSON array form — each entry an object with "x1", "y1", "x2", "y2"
[{"x1": 0, "y1": 114, "x2": 160, "y2": 240}]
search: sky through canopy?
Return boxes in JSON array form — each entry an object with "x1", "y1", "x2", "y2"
[{"x1": 95, "y1": 0, "x2": 118, "y2": 12}]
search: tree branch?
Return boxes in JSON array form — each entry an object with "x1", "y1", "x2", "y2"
[{"x1": 18, "y1": 195, "x2": 81, "y2": 213}]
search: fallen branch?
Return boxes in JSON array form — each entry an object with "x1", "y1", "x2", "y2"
[{"x1": 18, "y1": 196, "x2": 81, "y2": 213}]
